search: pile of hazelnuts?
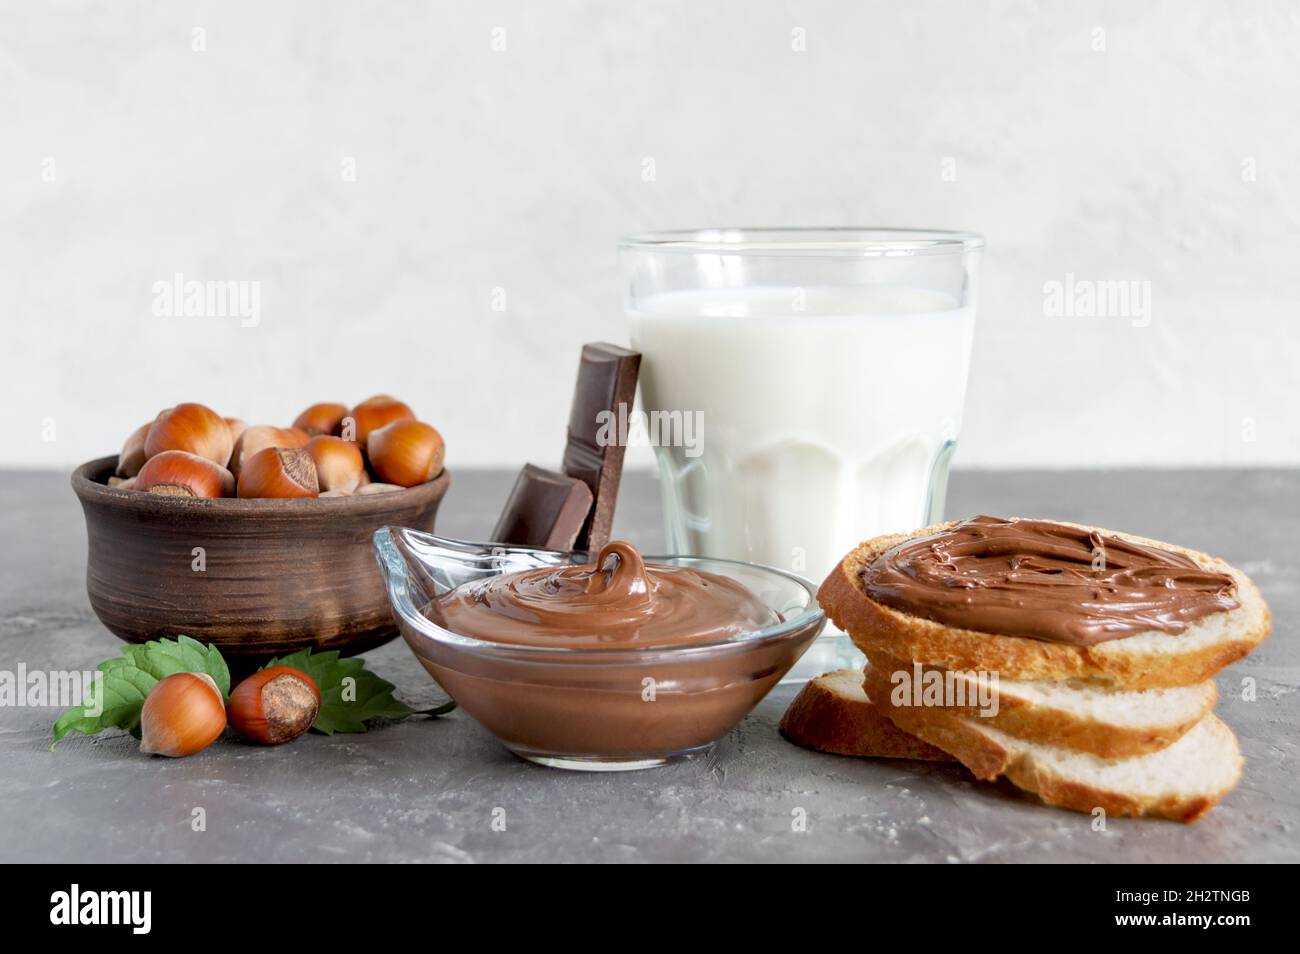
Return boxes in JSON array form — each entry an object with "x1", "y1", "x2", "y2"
[
  {"x1": 109, "y1": 395, "x2": 445, "y2": 499},
  {"x1": 141, "y1": 666, "x2": 320, "y2": 757}
]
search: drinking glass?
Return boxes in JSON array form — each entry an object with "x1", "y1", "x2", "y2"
[{"x1": 619, "y1": 228, "x2": 983, "y2": 676}]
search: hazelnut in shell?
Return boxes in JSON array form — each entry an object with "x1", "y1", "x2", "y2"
[
  {"x1": 134, "y1": 450, "x2": 235, "y2": 498},
  {"x1": 230, "y1": 425, "x2": 310, "y2": 476},
  {"x1": 116, "y1": 422, "x2": 152, "y2": 478},
  {"x1": 139, "y1": 672, "x2": 227, "y2": 757},
  {"x1": 144, "y1": 403, "x2": 233, "y2": 468},
  {"x1": 305, "y1": 435, "x2": 366, "y2": 493},
  {"x1": 340, "y1": 395, "x2": 414, "y2": 445},
  {"x1": 367, "y1": 420, "x2": 445, "y2": 487},
  {"x1": 293, "y1": 402, "x2": 349, "y2": 437},
  {"x1": 237, "y1": 446, "x2": 319, "y2": 498},
  {"x1": 226, "y1": 666, "x2": 321, "y2": 745}
]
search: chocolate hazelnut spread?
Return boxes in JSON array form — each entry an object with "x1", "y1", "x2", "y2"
[
  {"x1": 390, "y1": 534, "x2": 824, "y2": 765},
  {"x1": 863, "y1": 516, "x2": 1239, "y2": 646},
  {"x1": 437, "y1": 540, "x2": 779, "y2": 648}
]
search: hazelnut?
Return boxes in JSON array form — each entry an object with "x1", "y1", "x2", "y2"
[
  {"x1": 139, "y1": 672, "x2": 226, "y2": 757},
  {"x1": 134, "y1": 450, "x2": 235, "y2": 498},
  {"x1": 367, "y1": 420, "x2": 445, "y2": 487},
  {"x1": 144, "y1": 403, "x2": 233, "y2": 468},
  {"x1": 226, "y1": 666, "x2": 320, "y2": 745},
  {"x1": 236, "y1": 447, "x2": 319, "y2": 498},
  {"x1": 340, "y1": 395, "x2": 414, "y2": 445}
]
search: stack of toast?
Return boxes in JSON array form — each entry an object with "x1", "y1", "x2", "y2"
[{"x1": 783, "y1": 519, "x2": 1272, "y2": 822}]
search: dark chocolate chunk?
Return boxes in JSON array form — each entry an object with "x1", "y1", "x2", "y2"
[
  {"x1": 561, "y1": 342, "x2": 641, "y2": 552},
  {"x1": 491, "y1": 463, "x2": 594, "y2": 551}
]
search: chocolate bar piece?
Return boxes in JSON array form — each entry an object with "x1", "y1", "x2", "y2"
[
  {"x1": 491, "y1": 463, "x2": 594, "y2": 551},
  {"x1": 562, "y1": 342, "x2": 641, "y2": 552}
]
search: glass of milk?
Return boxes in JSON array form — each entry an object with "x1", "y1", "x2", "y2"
[{"x1": 618, "y1": 229, "x2": 983, "y2": 677}]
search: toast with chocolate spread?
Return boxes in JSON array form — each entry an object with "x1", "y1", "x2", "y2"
[{"x1": 819, "y1": 517, "x2": 1271, "y2": 690}]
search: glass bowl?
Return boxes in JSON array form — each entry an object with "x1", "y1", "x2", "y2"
[{"x1": 373, "y1": 527, "x2": 825, "y2": 771}]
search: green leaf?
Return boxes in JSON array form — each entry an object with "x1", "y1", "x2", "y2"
[
  {"x1": 52, "y1": 663, "x2": 156, "y2": 747},
  {"x1": 122, "y1": 634, "x2": 230, "y2": 697},
  {"x1": 263, "y1": 649, "x2": 451, "y2": 735},
  {"x1": 51, "y1": 635, "x2": 229, "y2": 748}
]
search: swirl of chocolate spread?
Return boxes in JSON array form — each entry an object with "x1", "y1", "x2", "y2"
[
  {"x1": 862, "y1": 515, "x2": 1239, "y2": 645},
  {"x1": 436, "y1": 541, "x2": 780, "y2": 648}
]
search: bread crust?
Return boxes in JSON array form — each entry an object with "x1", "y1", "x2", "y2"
[
  {"x1": 862, "y1": 665, "x2": 1241, "y2": 822},
  {"x1": 780, "y1": 669, "x2": 951, "y2": 761},
  {"x1": 820, "y1": 519, "x2": 1271, "y2": 690},
  {"x1": 865, "y1": 651, "x2": 1216, "y2": 758}
]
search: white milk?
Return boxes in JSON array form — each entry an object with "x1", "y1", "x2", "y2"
[{"x1": 628, "y1": 285, "x2": 975, "y2": 584}]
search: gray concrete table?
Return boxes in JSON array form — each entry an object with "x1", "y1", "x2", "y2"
[{"x1": 1, "y1": 468, "x2": 1295, "y2": 863}]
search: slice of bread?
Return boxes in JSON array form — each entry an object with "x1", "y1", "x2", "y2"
[
  {"x1": 820, "y1": 519, "x2": 1271, "y2": 689},
  {"x1": 780, "y1": 669, "x2": 952, "y2": 761},
  {"x1": 866, "y1": 651, "x2": 1216, "y2": 758},
  {"x1": 862, "y1": 665, "x2": 1242, "y2": 822}
]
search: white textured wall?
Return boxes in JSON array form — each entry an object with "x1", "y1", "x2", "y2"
[{"x1": 3, "y1": 0, "x2": 1298, "y2": 470}]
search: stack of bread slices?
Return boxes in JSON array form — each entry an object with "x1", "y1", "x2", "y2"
[{"x1": 783, "y1": 519, "x2": 1271, "y2": 822}]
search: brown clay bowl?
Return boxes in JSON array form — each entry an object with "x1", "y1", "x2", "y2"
[{"x1": 71, "y1": 456, "x2": 450, "y2": 666}]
